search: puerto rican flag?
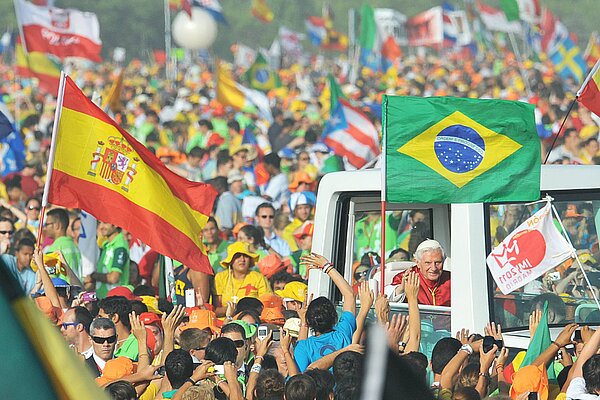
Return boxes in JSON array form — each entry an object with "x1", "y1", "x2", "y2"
[
  {"x1": 305, "y1": 16, "x2": 327, "y2": 46},
  {"x1": 323, "y1": 99, "x2": 380, "y2": 169},
  {"x1": 15, "y1": 0, "x2": 101, "y2": 62}
]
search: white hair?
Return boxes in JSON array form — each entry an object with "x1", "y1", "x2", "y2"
[{"x1": 414, "y1": 239, "x2": 445, "y2": 261}]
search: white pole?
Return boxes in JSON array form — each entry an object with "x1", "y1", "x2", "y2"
[
  {"x1": 164, "y1": 0, "x2": 174, "y2": 82},
  {"x1": 551, "y1": 203, "x2": 600, "y2": 311},
  {"x1": 41, "y1": 71, "x2": 66, "y2": 207}
]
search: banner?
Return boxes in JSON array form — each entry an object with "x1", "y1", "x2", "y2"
[
  {"x1": 407, "y1": 6, "x2": 444, "y2": 47},
  {"x1": 374, "y1": 8, "x2": 408, "y2": 46},
  {"x1": 487, "y1": 203, "x2": 573, "y2": 295},
  {"x1": 15, "y1": 0, "x2": 101, "y2": 62}
]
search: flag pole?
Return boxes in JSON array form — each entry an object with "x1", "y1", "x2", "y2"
[
  {"x1": 38, "y1": 71, "x2": 66, "y2": 247},
  {"x1": 542, "y1": 98, "x2": 577, "y2": 164},
  {"x1": 379, "y1": 97, "x2": 388, "y2": 295},
  {"x1": 551, "y1": 203, "x2": 600, "y2": 311}
]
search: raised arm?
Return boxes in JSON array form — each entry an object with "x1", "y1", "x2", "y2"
[
  {"x1": 300, "y1": 253, "x2": 355, "y2": 314},
  {"x1": 532, "y1": 323, "x2": 578, "y2": 369},
  {"x1": 404, "y1": 271, "x2": 421, "y2": 353},
  {"x1": 353, "y1": 281, "x2": 374, "y2": 344},
  {"x1": 33, "y1": 247, "x2": 61, "y2": 308}
]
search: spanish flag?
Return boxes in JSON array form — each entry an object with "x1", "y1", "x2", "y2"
[
  {"x1": 251, "y1": 0, "x2": 274, "y2": 24},
  {"x1": 15, "y1": 38, "x2": 61, "y2": 95},
  {"x1": 44, "y1": 74, "x2": 218, "y2": 274},
  {"x1": 578, "y1": 59, "x2": 600, "y2": 117}
]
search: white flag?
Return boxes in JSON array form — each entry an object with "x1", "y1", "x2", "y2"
[
  {"x1": 78, "y1": 210, "x2": 99, "y2": 278},
  {"x1": 487, "y1": 202, "x2": 573, "y2": 295}
]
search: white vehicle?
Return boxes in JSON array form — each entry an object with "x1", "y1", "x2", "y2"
[{"x1": 308, "y1": 165, "x2": 600, "y2": 352}]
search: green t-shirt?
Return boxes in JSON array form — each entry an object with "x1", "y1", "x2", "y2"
[
  {"x1": 114, "y1": 333, "x2": 139, "y2": 361},
  {"x1": 45, "y1": 236, "x2": 82, "y2": 280},
  {"x1": 96, "y1": 232, "x2": 130, "y2": 298},
  {"x1": 208, "y1": 240, "x2": 231, "y2": 274}
]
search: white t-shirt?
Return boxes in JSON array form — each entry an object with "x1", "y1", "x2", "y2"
[
  {"x1": 567, "y1": 377, "x2": 600, "y2": 399},
  {"x1": 264, "y1": 173, "x2": 289, "y2": 209}
]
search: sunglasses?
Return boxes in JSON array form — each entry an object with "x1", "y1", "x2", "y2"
[
  {"x1": 232, "y1": 339, "x2": 245, "y2": 348},
  {"x1": 91, "y1": 335, "x2": 117, "y2": 344},
  {"x1": 0, "y1": 230, "x2": 13, "y2": 235},
  {"x1": 259, "y1": 215, "x2": 274, "y2": 219},
  {"x1": 28, "y1": 206, "x2": 41, "y2": 211},
  {"x1": 61, "y1": 322, "x2": 80, "y2": 329}
]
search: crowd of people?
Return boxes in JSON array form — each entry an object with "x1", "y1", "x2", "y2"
[{"x1": 1, "y1": 38, "x2": 600, "y2": 399}]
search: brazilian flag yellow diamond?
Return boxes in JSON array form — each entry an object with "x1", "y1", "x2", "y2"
[{"x1": 397, "y1": 111, "x2": 522, "y2": 188}]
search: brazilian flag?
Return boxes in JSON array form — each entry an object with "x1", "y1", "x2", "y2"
[
  {"x1": 383, "y1": 96, "x2": 540, "y2": 203},
  {"x1": 0, "y1": 260, "x2": 109, "y2": 399},
  {"x1": 244, "y1": 53, "x2": 281, "y2": 92}
]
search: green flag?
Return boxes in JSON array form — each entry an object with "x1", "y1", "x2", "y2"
[
  {"x1": 244, "y1": 53, "x2": 281, "y2": 92},
  {"x1": 383, "y1": 96, "x2": 540, "y2": 203},
  {"x1": 521, "y1": 302, "x2": 557, "y2": 381},
  {"x1": 359, "y1": 4, "x2": 377, "y2": 50},
  {"x1": 328, "y1": 73, "x2": 346, "y2": 114},
  {"x1": 499, "y1": 0, "x2": 520, "y2": 21}
]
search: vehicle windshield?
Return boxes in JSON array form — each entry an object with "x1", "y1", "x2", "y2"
[{"x1": 487, "y1": 198, "x2": 600, "y2": 330}]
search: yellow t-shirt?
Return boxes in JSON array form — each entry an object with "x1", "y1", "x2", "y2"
[{"x1": 214, "y1": 269, "x2": 272, "y2": 304}]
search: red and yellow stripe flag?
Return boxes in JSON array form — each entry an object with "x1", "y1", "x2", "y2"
[
  {"x1": 577, "y1": 59, "x2": 600, "y2": 117},
  {"x1": 44, "y1": 74, "x2": 218, "y2": 274}
]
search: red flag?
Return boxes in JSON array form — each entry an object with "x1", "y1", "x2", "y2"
[{"x1": 381, "y1": 35, "x2": 402, "y2": 61}]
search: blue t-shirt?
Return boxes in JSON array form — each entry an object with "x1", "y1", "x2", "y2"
[
  {"x1": 294, "y1": 311, "x2": 357, "y2": 372},
  {"x1": 2, "y1": 254, "x2": 36, "y2": 295}
]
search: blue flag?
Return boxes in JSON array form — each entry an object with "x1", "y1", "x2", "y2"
[{"x1": 0, "y1": 103, "x2": 26, "y2": 175}]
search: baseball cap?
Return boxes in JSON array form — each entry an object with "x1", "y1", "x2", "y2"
[
  {"x1": 275, "y1": 281, "x2": 307, "y2": 303},
  {"x1": 140, "y1": 312, "x2": 162, "y2": 328},
  {"x1": 228, "y1": 320, "x2": 257, "y2": 339},
  {"x1": 257, "y1": 254, "x2": 289, "y2": 279},
  {"x1": 227, "y1": 169, "x2": 244, "y2": 185},
  {"x1": 106, "y1": 286, "x2": 140, "y2": 301},
  {"x1": 293, "y1": 221, "x2": 314, "y2": 241},
  {"x1": 288, "y1": 191, "x2": 316, "y2": 211},
  {"x1": 182, "y1": 309, "x2": 222, "y2": 334},
  {"x1": 283, "y1": 318, "x2": 301, "y2": 338}
]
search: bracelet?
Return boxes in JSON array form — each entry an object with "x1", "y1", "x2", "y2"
[
  {"x1": 250, "y1": 364, "x2": 262, "y2": 374},
  {"x1": 495, "y1": 364, "x2": 504, "y2": 371},
  {"x1": 478, "y1": 372, "x2": 490, "y2": 379},
  {"x1": 217, "y1": 379, "x2": 227, "y2": 386},
  {"x1": 300, "y1": 323, "x2": 309, "y2": 327},
  {"x1": 186, "y1": 378, "x2": 197, "y2": 386},
  {"x1": 255, "y1": 356, "x2": 264, "y2": 361},
  {"x1": 551, "y1": 341, "x2": 562, "y2": 349}
]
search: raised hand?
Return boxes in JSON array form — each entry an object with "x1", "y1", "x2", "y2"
[
  {"x1": 358, "y1": 281, "x2": 374, "y2": 310},
  {"x1": 404, "y1": 271, "x2": 420, "y2": 303},
  {"x1": 162, "y1": 304, "x2": 186, "y2": 335},
  {"x1": 386, "y1": 314, "x2": 408, "y2": 349},
  {"x1": 374, "y1": 293, "x2": 390, "y2": 324},
  {"x1": 129, "y1": 311, "x2": 147, "y2": 342}
]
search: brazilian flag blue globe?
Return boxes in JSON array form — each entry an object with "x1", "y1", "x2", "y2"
[{"x1": 383, "y1": 96, "x2": 541, "y2": 203}]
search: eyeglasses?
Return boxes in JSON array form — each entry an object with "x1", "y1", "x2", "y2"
[
  {"x1": 259, "y1": 215, "x2": 274, "y2": 219},
  {"x1": 28, "y1": 206, "x2": 40, "y2": 211},
  {"x1": 61, "y1": 322, "x2": 80, "y2": 329},
  {"x1": 0, "y1": 230, "x2": 14, "y2": 235},
  {"x1": 232, "y1": 339, "x2": 245, "y2": 348},
  {"x1": 91, "y1": 335, "x2": 117, "y2": 344}
]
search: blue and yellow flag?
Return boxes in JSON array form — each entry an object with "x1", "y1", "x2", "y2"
[
  {"x1": 383, "y1": 96, "x2": 540, "y2": 203},
  {"x1": 244, "y1": 53, "x2": 281, "y2": 92},
  {"x1": 550, "y1": 37, "x2": 588, "y2": 83}
]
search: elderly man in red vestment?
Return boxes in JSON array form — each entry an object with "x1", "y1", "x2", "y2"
[{"x1": 385, "y1": 239, "x2": 451, "y2": 306}]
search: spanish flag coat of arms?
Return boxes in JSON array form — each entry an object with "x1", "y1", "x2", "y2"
[{"x1": 383, "y1": 96, "x2": 540, "y2": 203}]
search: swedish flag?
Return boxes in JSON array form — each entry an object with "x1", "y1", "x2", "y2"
[
  {"x1": 383, "y1": 96, "x2": 540, "y2": 203},
  {"x1": 550, "y1": 37, "x2": 588, "y2": 83}
]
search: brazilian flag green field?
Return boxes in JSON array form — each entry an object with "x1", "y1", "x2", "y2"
[{"x1": 383, "y1": 96, "x2": 541, "y2": 203}]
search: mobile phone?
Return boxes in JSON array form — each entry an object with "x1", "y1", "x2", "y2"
[
  {"x1": 574, "y1": 330, "x2": 583, "y2": 342},
  {"x1": 548, "y1": 272, "x2": 561, "y2": 282},
  {"x1": 213, "y1": 365, "x2": 225, "y2": 375},
  {"x1": 257, "y1": 325, "x2": 268, "y2": 340},
  {"x1": 81, "y1": 292, "x2": 97, "y2": 302},
  {"x1": 483, "y1": 336, "x2": 495, "y2": 353},
  {"x1": 528, "y1": 392, "x2": 539, "y2": 400},
  {"x1": 272, "y1": 329, "x2": 281, "y2": 341},
  {"x1": 185, "y1": 289, "x2": 195, "y2": 308}
]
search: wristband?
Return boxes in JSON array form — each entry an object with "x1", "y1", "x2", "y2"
[
  {"x1": 398, "y1": 341, "x2": 407, "y2": 348},
  {"x1": 300, "y1": 323, "x2": 309, "y2": 327},
  {"x1": 251, "y1": 364, "x2": 262, "y2": 374},
  {"x1": 460, "y1": 344, "x2": 473, "y2": 355},
  {"x1": 478, "y1": 372, "x2": 490, "y2": 379},
  {"x1": 322, "y1": 262, "x2": 333, "y2": 272},
  {"x1": 551, "y1": 341, "x2": 561, "y2": 349},
  {"x1": 186, "y1": 378, "x2": 197, "y2": 386},
  {"x1": 255, "y1": 356, "x2": 264, "y2": 361}
]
